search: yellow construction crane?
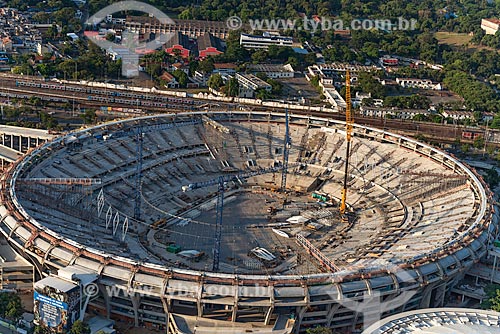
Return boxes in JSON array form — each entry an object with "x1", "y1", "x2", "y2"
[{"x1": 340, "y1": 70, "x2": 353, "y2": 221}]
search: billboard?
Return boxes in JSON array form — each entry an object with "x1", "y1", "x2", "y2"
[{"x1": 34, "y1": 284, "x2": 81, "y2": 333}]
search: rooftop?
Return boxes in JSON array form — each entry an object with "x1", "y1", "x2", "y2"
[
  {"x1": 247, "y1": 63, "x2": 294, "y2": 73},
  {"x1": 35, "y1": 275, "x2": 77, "y2": 293},
  {"x1": 197, "y1": 32, "x2": 223, "y2": 52},
  {"x1": 363, "y1": 308, "x2": 500, "y2": 334}
]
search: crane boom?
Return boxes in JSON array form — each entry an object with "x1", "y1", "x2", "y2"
[{"x1": 340, "y1": 70, "x2": 353, "y2": 218}]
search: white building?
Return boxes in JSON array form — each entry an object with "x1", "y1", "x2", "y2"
[
  {"x1": 441, "y1": 110, "x2": 474, "y2": 120},
  {"x1": 212, "y1": 63, "x2": 237, "y2": 76},
  {"x1": 317, "y1": 79, "x2": 346, "y2": 109},
  {"x1": 360, "y1": 106, "x2": 431, "y2": 119},
  {"x1": 240, "y1": 33, "x2": 293, "y2": 49},
  {"x1": 352, "y1": 92, "x2": 371, "y2": 108},
  {"x1": 247, "y1": 63, "x2": 295, "y2": 78},
  {"x1": 235, "y1": 73, "x2": 272, "y2": 98},
  {"x1": 311, "y1": 63, "x2": 381, "y2": 76},
  {"x1": 106, "y1": 47, "x2": 130, "y2": 61},
  {"x1": 396, "y1": 78, "x2": 442, "y2": 90},
  {"x1": 481, "y1": 18, "x2": 500, "y2": 35}
]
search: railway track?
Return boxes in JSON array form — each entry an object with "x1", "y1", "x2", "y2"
[{"x1": 0, "y1": 73, "x2": 494, "y2": 145}]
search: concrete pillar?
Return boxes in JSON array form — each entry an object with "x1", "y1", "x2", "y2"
[
  {"x1": 160, "y1": 298, "x2": 170, "y2": 332},
  {"x1": 99, "y1": 284, "x2": 112, "y2": 319},
  {"x1": 492, "y1": 255, "x2": 497, "y2": 283},
  {"x1": 130, "y1": 295, "x2": 140, "y2": 327},
  {"x1": 420, "y1": 284, "x2": 433, "y2": 309},
  {"x1": 326, "y1": 303, "x2": 341, "y2": 327},
  {"x1": 264, "y1": 306, "x2": 273, "y2": 325},
  {"x1": 295, "y1": 306, "x2": 307, "y2": 331}
]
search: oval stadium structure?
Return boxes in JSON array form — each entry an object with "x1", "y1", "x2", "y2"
[{"x1": 0, "y1": 111, "x2": 496, "y2": 334}]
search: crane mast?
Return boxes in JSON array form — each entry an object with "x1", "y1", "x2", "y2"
[
  {"x1": 281, "y1": 108, "x2": 290, "y2": 193},
  {"x1": 340, "y1": 70, "x2": 353, "y2": 220}
]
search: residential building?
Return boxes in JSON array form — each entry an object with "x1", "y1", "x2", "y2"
[
  {"x1": 0, "y1": 9, "x2": 56, "y2": 53},
  {"x1": 240, "y1": 33, "x2": 293, "y2": 49},
  {"x1": 66, "y1": 32, "x2": 79, "y2": 41},
  {"x1": 483, "y1": 112, "x2": 495, "y2": 123},
  {"x1": 396, "y1": 78, "x2": 442, "y2": 90},
  {"x1": 317, "y1": 78, "x2": 346, "y2": 109},
  {"x1": 212, "y1": 63, "x2": 237, "y2": 76},
  {"x1": 352, "y1": 92, "x2": 371, "y2": 107},
  {"x1": 106, "y1": 47, "x2": 131, "y2": 61},
  {"x1": 360, "y1": 106, "x2": 431, "y2": 119},
  {"x1": 235, "y1": 73, "x2": 272, "y2": 98},
  {"x1": 170, "y1": 62, "x2": 189, "y2": 75},
  {"x1": 197, "y1": 33, "x2": 224, "y2": 59},
  {"x1": 441, "y1": 110, "x2": 474, "y2": 121},
  {"x1": 193, "y1": 70, "x2": 210, "y2": 86},
  {"x1": 309, "y1": 63, "x2": 381, "y2": 76},
  {"x1": 380, "y1": 57, "x2": 398, "y2": 66},
  {"x1": 164, "y1": 32, "x2": 191, "y2": 58},
  {"x1": 481, "y1": 18, "x2": 500, "y2": 35},
  {"x1": 160, "y1": 72, "x2": 179, "y2": 88},
  {"x1": 247, "y1": 63, "x2": 295, "y2": 78}
]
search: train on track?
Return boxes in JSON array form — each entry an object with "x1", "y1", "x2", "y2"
[
  {"x1": 15, "y1": 80, "x2": 198, "y2": 106},
  {"x1": 0, "y1": 91, "x2": 69, "y2": 103}
]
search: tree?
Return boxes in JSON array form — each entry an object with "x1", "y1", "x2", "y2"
[
  {"x1": 485, "y1": 168, "x2": 500, "y2": 188},
  {"x1": 172, "y1": 69, "x2": 189, "y2": 88},
  {"x1": 33, "y1": 326, "x2": 50, "y2": 334},
  {"x1": 255, "y1": 88, "x2": 271, "y2": 100},
  {"x1": 189, "y1": 60, "x2": 199, "y2": 76},
  {"x1": 70, "y1": 320, "x2": 90, "y2": 334},
  {"x1": 482, "y1": 284, "x2": 500, "y2": 311},
  {"x1": 357, "y1": 72, "x2": 386, "y2": 99},
  {"x1": 0, "y1": 293, "x2": 23, "y2": 322},
  {"x1": 208, "y1": 74, "x2": 224, "y2": 90},
  {"x1": 473, "y1": 136, "x2": 485, "y2": 149},
  {"x1": 266, "y1": 78, "x2": 283, "y2": 96},
  {"x1": 226, "y1": 77, "x2": 239, "y2": 97},
  {"x1": 80, "y1": 109, "x2": 96, "y2": 125},
  {"x1": 198, "y1": 58, "x2": 215, "y2": 74},
  {"x1": 39, "y1": 112, "x2": 58, "y2": 129},
  {"x1": 251, "y1": 49, "x2": 268, "y2": 63}
]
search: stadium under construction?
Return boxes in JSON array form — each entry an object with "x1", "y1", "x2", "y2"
[{"x1": 0, "y1": 110, "x2": 497, "y2": 333}]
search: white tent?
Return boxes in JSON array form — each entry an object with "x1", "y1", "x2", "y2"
[{"x1": 286, "y1": 216, "x2": 309, "y2": 224}]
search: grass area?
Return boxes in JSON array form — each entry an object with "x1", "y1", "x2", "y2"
[
  {"x1": 435, "y1": 31, "x2": 473, "y2": 46},
  {"x1": 435, "y1": 31, "x2": 500, "y2": 53}
]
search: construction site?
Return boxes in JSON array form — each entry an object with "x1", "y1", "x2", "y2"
[{"x1": 0, "y1": 76, "x2": 497, "y2": 333}]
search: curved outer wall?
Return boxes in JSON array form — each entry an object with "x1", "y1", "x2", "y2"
[{"x1": 0, "y1": 111, "x2": 496, "y2": 333}]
